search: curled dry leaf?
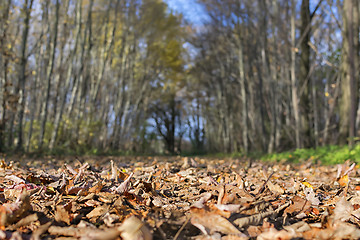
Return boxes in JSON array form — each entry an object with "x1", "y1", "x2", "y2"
[
  {"x1": 0, "y1": 191, "x2": 31, "y2": 227},
  {"x1": 112, "y1": 172, "x2": 134, "y2": 194},
  {"x1": 48, "y1": 226, "x2": 84, "y2": 237},
  {"x1": 192, "y1": 192, "x2": 212, "y2": 209},
  {"x1": 191, "y1": 211, "x2": 245, "y2": 236},
  {"x1": 5, "y1": 175, "x2": 25, "y2": 184},
  {"x1": 302, "y1": 184, "x2": 320, "y2": 206},
  {"x1": 11, "y1": 213, "x2": 38, "y2": 229},
  {"x1": 267, "y1": 181, "x2": 284, "y2": 194},
  {"x1": 333, "y1": 197, "x2": 354, "y2": 222},
  {"x1": 86, "y1": 205, "x2": 109, "y2": 219},
  {"x1": 54, "y1": 205, "x2": 71, "y2": 225},
  {"x1": 233, "y1": 202, "x2": 290, "y2": 228},
  {"x1": 31, "y1": 221, "x2": 52, "y2": 240},
  {"x1": 284, "y1": 195, "x2": 310, "y2": 215},
  {"x1": 214, "y1": 204, "x2": 242, "y2": 213},
  {"x1": 118, "y1": 216, "x2": 152, "y2": 240},
  {"x1": 182, "y1": 157, "x2": 198, "y2": 169},
  {"x1": 111, "y1": 160, "x2": 118, "y2": 182}
]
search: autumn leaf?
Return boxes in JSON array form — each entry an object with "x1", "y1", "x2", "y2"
[
  {"x1": 118, "y1": 216, "x2": 152, "y2": 240},
  {"x1": 191, "y1": 211, "x2": 245, "y2": 236}
]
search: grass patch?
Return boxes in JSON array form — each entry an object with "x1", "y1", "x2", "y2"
[{"x1": 261, "y1": 144, "x2": 360, "y2": 165}]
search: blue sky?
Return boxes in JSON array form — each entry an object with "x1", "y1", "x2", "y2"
[{"x1": 163, "y1": 0, "x2": 209, "y2": 25}]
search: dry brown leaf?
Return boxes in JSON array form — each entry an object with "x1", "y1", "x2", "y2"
[
  {"x1": 221, "y1": 235, "x2": 249, "y2": 240},
  {"x1": 110, "y1": 160, "x2": 118, "y2": 182},
  {"x1": 333, "y1": 197, "x2": 353, "y2": 222},
  {"x1": 191, "y1": 212, "x2": 245, "y2": 236},
  {"x1": 301, "y1": 184, "x2": 320, "y2": 206},
  {"x1": 267, "y1": 181, "x2": 284, "y2": 194},
  {"x1": 85, "y1": 228, "x2": 121, "y2": 240},
  {"x1": 86, "y1": 205, "x2": 109, "y2": 219},
  {"x1": 233, "y1": 202, "x2": 290, "y2": 228},
  {"x1": 247, "y1": 226, "x2": 262, "y2": 238},
  {"x1": 112, "y1": 172, "x2": 134, "y2": 194},
  {"x1": 257, "y1": 228, "x2": 294, "y2": 240},
  {"x1": 284, "y1": 196, "x2": 310, "y2": 215},
  {"x1": 118, "y1": 216, "x2": 152, "y2": 240},
  {"x1": 283, "y1": 221, "x2": 311, "y2": 233},
  {"x1": 192, "y1": 192, "x2": 212, "y2": 209},
  {"x1": 0, "y1": 191, "x2": 31, "y2": 227},
  {"x1": 54, "y1": 205, "x2": 71, "y2": 225},
  {"x1": 89, "y1": 182, "x2": 104, "y2": 194},
  {"x1": 332, "y1": 221, "x2": 360, "y2": 239},
  {"x1": 214, "y1": 204, "x2": 242, "y2": 213},
  {"x1": 48, "y1": 225, "x2": 85, "y2": 237},
  {"x1": 11, "y1": 213, "x2": 38, "y2": 229},
  {"x1": 5, "y1": 175, "x2": 25, "y2": 184},
  {"x1": 30, "y1": 221, "x2": 52, "y2": 240}
]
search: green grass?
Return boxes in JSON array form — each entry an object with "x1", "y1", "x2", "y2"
[
  {"x1": 260, "y1": 144, "x2": 360, "y2": 165},
  {"x1": 200, "y1": 144, "x2": 360, "y2": 165}
]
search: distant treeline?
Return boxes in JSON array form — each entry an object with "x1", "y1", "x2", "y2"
[{"x1": 0, "y1": 0, "x2": 358, "y2": 155}]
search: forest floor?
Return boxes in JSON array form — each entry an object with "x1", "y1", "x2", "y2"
[{"x1": 1, "y1": 156, "x2": 360, "y2": 239}]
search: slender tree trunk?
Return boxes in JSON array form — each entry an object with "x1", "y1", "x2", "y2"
[
  {"x1": 258, "y1": 0, "x2": 269, "y2": 152},
  {"x1": 346, "y1": 0, "x2": 357, "y2": 147},
  {"x1": 339, "y1": 0, "x2": 353, "y2": 145},
  {"x1": 238, "y1": 37, "x2": 248, "y2": 153},
  {"x1": 49, "y1": 0, "x2": 82, "y2": 150},
  {"x1": 67, "y1": 0, "x2": 93, "y2": 118},
  {"x1": 16, "y1": 0, "x2": 34, "y2": 151},
  {"x1": 323, "y1": 73, "x2": 340, "y2": 144},
  {"x1": 0, "y1": 0, "x2": 12, "y2": 152},
  {"x1": 39, "y1": 0, "x2": 60, "y2": 149},
  {"x1": 299, "y1": 0, "x2": 312, "y2": 147},
  {"x1": 312, "y1": 77, "x2": 319, "y2": 148},
  {"x1": 291, "y1": 0, "x2": 301, "y2": 148},
  {"x1": 26, "y1": 33, "x2": 44, "y2": 152},
  {"x1": 90, "y1": 0, "x2": 119, "y2": 104}
]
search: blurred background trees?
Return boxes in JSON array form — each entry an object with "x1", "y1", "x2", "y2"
[{"x1": 0, "y1": 0, "x2": 358, "y2": 155}]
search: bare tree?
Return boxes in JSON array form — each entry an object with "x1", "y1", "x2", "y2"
[{"x1": 16, "y1": 0, "x2": 34, "y2": 151}]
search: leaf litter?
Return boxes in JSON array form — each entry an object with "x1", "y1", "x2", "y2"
[{"x1": 0, "y1": 156, "x2": 360, "y2": 239}]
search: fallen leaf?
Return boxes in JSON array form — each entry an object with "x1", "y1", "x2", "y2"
[
  {"x1": 54, "y1": 205, "x2": 71, "y2": 225},
  {"x1": 118, "y1": 216, "x2": 152, "y2": 240},
  {"x1": 302, "y1": 184, "x2": 320, "y2": 206},
  {"x1": 338, "y1": 174, "x2": 349, "y2": 187},
  {"x1": 112, "y1": 172, "x2": 134, "y2": 194},
  {"x1": 86, "y1": 205, "x2": 109, "y2": 219},
  {"x1": 191, "y1": 211, "x2": 245, "y2": 236},
  {"x1": 267, "y1": 181, "x2": 285, "y2": 194},
  {"x1": 333, "y1": 197, "x2": 353, "y2": 222},
  {"x1": 257, "y1": 228, "x2": 294, "y2": 240},
  {"x1": 0, "y1": 191, "x2": 31, "y2": 227}
]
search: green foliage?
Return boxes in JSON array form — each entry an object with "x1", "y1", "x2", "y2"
[
  {"x1": 24, "y1": 120, "x2": 54, "y2": 151},
  {"x1": 261, "y1": 145, "x2": 360, "y2": 165},
  {"x1": 24, "y1": 117, "x2": 103, "y2": 155},
  {"x1": 201, "y1": 145, "x2": 360, "y2": 165}
]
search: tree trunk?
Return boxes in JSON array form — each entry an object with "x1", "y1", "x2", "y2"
[
  {"x1": 0, "y1": 0, "x2": 12, "y2": 152},
  {"x1": 299, "y1": 0, "x2": 312, "y2": 147},
  {"x1": 39, "y1": 0, "x2": 59, "y2": 149},
  {"x1": 291, "y1": 0, "x2": 301, "y2": 149},
  {"x1": 346, "y1": 0, "x2": 357, "y2": 147},
  {"x1": 90, "y1": 0, "x2": 120, "y2": 105},
  {"x1": 16, "y1": 0, "x2": 34, "y2": 151},
  {"x1": 339, "y1": 0, "x2": 357, "y2": 145},
  {"x1": 49, "y1": 0, "x2": 82, "y2": 150},
  {"x1": 238, "y1": 38, "x2": 248, "y2": 153}
]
